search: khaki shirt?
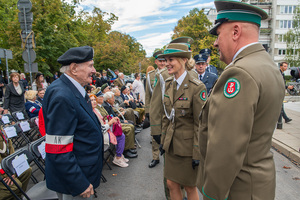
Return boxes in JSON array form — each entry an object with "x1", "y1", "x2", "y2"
[
  {"x1": 149, "y1": 68, "x2": 170, "y2": 135},
  {"x1": 198, "y1": 43, "x2": 285, "y2": 200},
  {"x1": 161, "y1": 71, "x2": 206, "y2": 159}
]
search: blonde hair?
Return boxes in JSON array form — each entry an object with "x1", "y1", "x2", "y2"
[
  {"x1": 175, "y1": 57, "x2": 195, "y2": 71},
  {"x1": 25, "y1": 90, "x2": 38, "y2": 100}
]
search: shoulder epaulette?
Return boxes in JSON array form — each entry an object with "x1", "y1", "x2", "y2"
[
  {"x1": 165, "y1": 77, "x2": 173, "y2": 82},
  {"x1": 159, "y1": 67, "x2": 167, "y2": 74},
  {"x1": 190, "y1": 77, "x2": 201, "y2": 86},
  {"x1": 148, "y1": 70, "x2": 155, "y2": 75}
]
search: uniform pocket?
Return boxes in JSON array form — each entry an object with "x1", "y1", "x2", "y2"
[{"x1": 177, "y1": 101, "x2": 190, "y2": 117}]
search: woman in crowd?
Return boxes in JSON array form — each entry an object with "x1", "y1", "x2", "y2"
[
  {"x1": 90, "y1": 94, "x2": 129, "y2": 168},
  {"x1": 132, "y1": 73, "x2": 145, "y2": 103},
  {"x1": 32, "y1": 72, "x2": 48, "y2": 91},
  {"x1": 3, "y1": 72, "x2": 26, "y2": 114},
  {"x1": 24, "y1": 90, "x2": 41, "y2": 118},
  {"x1": 159, "y1": 43, "x2": 207, "y2": 200},
  {"x1": 20, "y1": 73, "x2": 29, "y2": 91}
]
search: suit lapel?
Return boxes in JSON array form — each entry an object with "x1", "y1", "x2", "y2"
[{"x1": 60, "y1": 74, "x2": 101, "y2": 129}]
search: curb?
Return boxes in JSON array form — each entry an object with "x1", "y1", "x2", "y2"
[{"x1": 272, "y1": 138, "x2": 300, "y2": 165}]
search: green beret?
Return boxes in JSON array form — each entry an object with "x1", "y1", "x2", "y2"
[
  {"x1": 57, "y1": 46, "x2": 94, "y2": 66},
  {"x1": 101, "y1": 83, "x2": 109, "y2": 92},
  {"x1": 210, "y1": 0, "x2": 268, "y2": 35}
]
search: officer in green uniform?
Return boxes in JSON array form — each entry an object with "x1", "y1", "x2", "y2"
[
  {"x1": 197, "y1": 1, "x2": 285, "y2": 200},
  {"x1": 147, "y1": 50, "x2": 166, "y2": 168},
  {"x1": 158, "y1": 42, "x2": 206, "y2": 200},
  {"x1": 0, "y1": 129, "x2": 32, "y2": 200}
]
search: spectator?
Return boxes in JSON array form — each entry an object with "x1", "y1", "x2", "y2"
[
  {"x1": 85, "y1": 85, "x2": 94, "y2": 94},
  {"x1": 3, "y1": 72, "x2": 25, "y2": 114},
  {"x1": 25, "y1": 90, "x2": 41, "y2": 118},
  {"x1": 101, "y1": 70, "x2": 111, "y2": 86},
  {"x1": 32, "y1": 72, "x2": 48, "y2": 91},
  {"x1": 35, "y1": 88, "x2": 45, "y2": 107},
  {"x1": 114, "y1": 69, "x2": 119, "y2": 77},
  {"x1": 0, "y1": 129, "x2": 32, "y2": 199},
  {"x1": 0, "y1": 75, "x2": 5, "y2": 102},
  {"x1": 101, "y1": 83, "x2": 110, "y2": 94},
  {"x1": 279, "y1": 61, "x2": 292, "y2": 123},
  {"x1": 95, "y1": 72, "x2": 103, "y2": 88},
  {"x1": 114, "y1": 73, "x2": 126, "y2": 88},
  {"x1": 90, "y1": 94, "x2": 128, "y2": 168},
  {"x1": 20, "y1": 73, "x2": 29, "y2": 91},
  {"x1": 132, "y1": 73, "x2": 145, "y2": 103},
  {"x1": 53, "y1": 72, "x2": 59, "y2": 81}
]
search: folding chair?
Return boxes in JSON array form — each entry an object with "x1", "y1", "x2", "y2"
[
  {"x1": 17, "y1": 120, "x2": 40, "y2": 143},
  {"x1": 11, "y1": 110, "x2": 29, "y2": 122},
  {"x1": 1, "y1": 149, "x2": 58, "y2": 200},
  {"x1": 29, "y1": 136, "x2": 46, "y2": 168},
  {"x1": 0, "y1": 113, "x2": 16, "y2": 126},
  {"x1": 0, "y1": 174, "x2": 22, "y2": 200},
  {"x1": 3, "y1": 124, "x2": 30, "y2": 149},
  {"x1": 103, "y1": 144, "x2": 114, "y2": 170}
]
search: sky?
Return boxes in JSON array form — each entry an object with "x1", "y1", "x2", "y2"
[{"x1": 69, "y1": 0, "x2": 215, "y2": 57}]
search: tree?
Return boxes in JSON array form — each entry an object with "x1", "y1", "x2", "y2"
[
  {"x1": 285, "y1": 5, "x2": 300, "y2": 67},
  {"x1": 172, "y1": 8, "x2": 224, "y2": 69}
]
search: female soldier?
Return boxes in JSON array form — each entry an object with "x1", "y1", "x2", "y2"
[{"x1": 159, "y1": 43, "x2": 207, "y2": 200}]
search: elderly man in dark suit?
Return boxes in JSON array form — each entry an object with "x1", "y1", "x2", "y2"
[
  {"x1": 43, "y1": 46, "x2": 103, "y2": 199},
  {"x1": 194, "y1": 54, "x2": 218, "y2": 95}
]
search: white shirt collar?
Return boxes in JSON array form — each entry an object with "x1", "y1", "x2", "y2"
[
  {"x1": 64, "y1": 73, "x2": 86, "y2": 98},
  {"x1": 199, "y1": 71, "x2": 205, "y2": 78},
  {"x1": 174, "y1": 70, "x2": 187, "y2": 90},
  {"x1": 232, "y1": 42, "x2": 259, "y2": 61}
]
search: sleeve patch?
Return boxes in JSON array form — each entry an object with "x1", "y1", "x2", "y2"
[
  {"x1": 223, "y1": 78, "x2": 240, "y2": 98},
  {"x1": 200, "y1": 90, "x2": 207, "y2": 101}
]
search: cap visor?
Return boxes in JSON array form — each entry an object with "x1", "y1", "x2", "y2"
[{"x1": 209, "y1": 22, "x2": 222, "y2": 35}]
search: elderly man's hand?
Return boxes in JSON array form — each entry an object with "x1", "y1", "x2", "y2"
[{"x1": 80, "y1": 184, "x2": 94, "y2": 198}]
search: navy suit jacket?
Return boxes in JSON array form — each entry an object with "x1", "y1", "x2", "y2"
[
  {"x1": 206, "y1": 64, "x2": 218, "y2": 76},
  {"x1": 200, "y1": 72, "x2": 218, "y2": 95},
  {"x1": 43, "y1": 74, "x2": 103, "y2": 196}
]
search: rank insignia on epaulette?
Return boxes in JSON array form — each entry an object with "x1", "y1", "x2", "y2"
[
  {"x1": 200, "y1": 90, "x2": 207, "y2": 101},
  {"x1": 224, "y1": 78, "x2": 240, "y2": 98},
  {"x1": 178, "y1": 97, "x2": 188, "y2": 101}
]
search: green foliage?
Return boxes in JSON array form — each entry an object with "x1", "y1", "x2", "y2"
[
  {"x1": 0, "y1": 0, "x2": 145, "y2": 79},
  {"x1": 285, "y1": 5, "x2": 300, "y2": 67},
  {"x1": 172, "y1": 8, "x2": 224, "y2": 69}
]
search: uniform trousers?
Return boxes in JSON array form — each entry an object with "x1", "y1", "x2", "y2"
[
  {"x1": 121, "y1": 123, "x2": 135, "y2": 150},
  {"x1": 152, "y1": 137, "x2": 160, "y2": 160}
]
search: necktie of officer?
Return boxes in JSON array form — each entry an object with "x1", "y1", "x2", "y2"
[{"x1": 199, "y1": 74, "x2": 203, "y2": 81}]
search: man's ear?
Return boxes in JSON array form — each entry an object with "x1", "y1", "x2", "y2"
[
  {"x1": 232, "y1": 24, "x2": 242, "y2": 41},
  {"x1": 69, "y1": 63, "x2": 77, "y2": 75}
]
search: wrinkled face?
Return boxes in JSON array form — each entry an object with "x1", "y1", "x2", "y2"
[
  {"x1": 155, "y1": 59, "x2": 166, "y2": 70},
  {"x1": 120, "y1": 74, "x2": 124, "y2": 79},
  {"x1": 90, "y1": 96, "x2": 97, "y2": 108},
  {"x1": 165, "y1": 56, "x2": 185, "y2": 76},
  {"x1": 214, "y1": 23, "x2": 234, "y2": 65},
  {"x1": 74, "y1": 60, "x2": 96, "y2": 86},
  {"x1": 12, "y1": 75, "x2": 19, "y2": 83},
  {"x1": 122, "y1": 88, "x2": 128, "y2": 94},
  {"x1": 38, "y1": 90, "x2": 45, "y2": 99},
  {"x1": 106, "y1": 95, "x2": 115, "y2": 105},
  {"x1": 97, "y1": 96, "x2": 104, "y2": 104},
  {"x1": 115, "y1": 89, "x2": 121, "y2": 96},
  {"x1": 195, "y1": 62, "x2": 207, "y2": 75}
]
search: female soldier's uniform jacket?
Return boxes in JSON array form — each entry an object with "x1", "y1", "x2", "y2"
[
  {"x1": 149, "y1": 68, "x2": 170, "y2": 136},
  {"x1": 161, "y1": 70, "x2": 206, "y2": 160},
  {"x1": 197, "y1": 43, "x2": 285, "y2": 200}
]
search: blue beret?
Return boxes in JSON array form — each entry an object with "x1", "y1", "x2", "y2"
[
  {"x1": 194, "y1": 54, "x2": 208, "y2": 63},
  {"x1": 199, "y1": 48, "x2": 211, "y2": 56},
  {"x1": 57, "y1": 46, "x2": 94, "y2": 66}
]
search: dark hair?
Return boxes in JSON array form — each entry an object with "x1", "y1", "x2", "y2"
[
  {"x1": 134, "y1": 73, "x2": 140, "y2": 79},
  {"x1": 85, "y1": 85, "x2": 93, "y2": 93},
  {"x1": 35, "y1": 72, "x2": 44, "y2": 90},
  {"x1": 280, "y1": 62, "x2": 288, "y2": 67}
]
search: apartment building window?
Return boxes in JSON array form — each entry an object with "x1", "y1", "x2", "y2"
[
  {"x1": 278, "y1": 49, "x2": 286, "y2": 55},
  {"x1": 278, "y1": 34, "x2": 286, "y2": 42},
  {"x1": 279, "y1": 20, "x2": 293, "y2": 29},
  {"x1": 280, "y1": 5, "x2": 296, "y2": 14}
]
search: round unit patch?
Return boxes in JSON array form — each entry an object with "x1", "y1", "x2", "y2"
[
  {"x1": 224, "y1": 78, "x2": 240, "y2": 98},
  {"x1": 200, "y1": 90, "x2": 207, "y2": 101}
]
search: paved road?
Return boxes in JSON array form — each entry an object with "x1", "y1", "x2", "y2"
[{"x1": 96, "y1": 128, "x2": 300, "y2": 200}]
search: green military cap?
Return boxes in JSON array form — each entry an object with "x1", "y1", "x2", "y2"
[
  {"x1": 210, "y1": 0, "x2": 268, "y2": 35},
  {"x1": 153, "y1": 50, "x2": 165, "y2": 61},
  {"x1": 158, "y1": 43, "x2": 192, "y2": 59},
  {"x1": 170, "y1": 36, "x2": 194, "y2": 49},
  {"x1": 101, "y1": 83, "x2": 109, "y2": 92}
]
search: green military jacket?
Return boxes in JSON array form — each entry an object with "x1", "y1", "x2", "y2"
[
  {"x1": 149, "y1": 67, "x2": 170, "y2": 136},
  {"x1": 161, "y1": 70, "x2": 206, "y2": 160},
  {"x1": 145, "y1": 70, "x2": 155, "y2": 114},
  {"x1": 198, "y1": 43, "x2": 285, "y2": 200}
]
